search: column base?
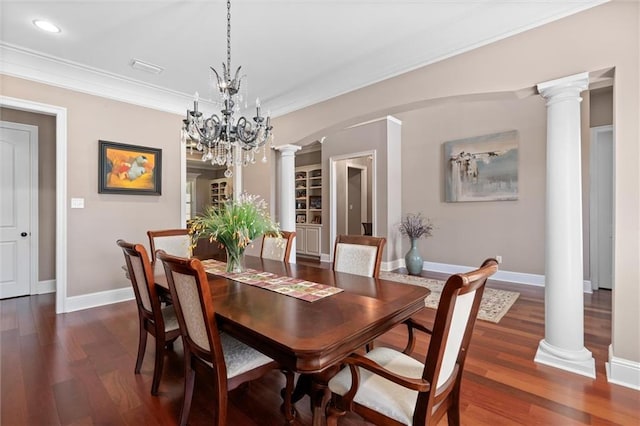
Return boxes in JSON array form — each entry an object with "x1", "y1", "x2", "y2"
[{"x1": 534, "y1": 339, "x2": 596, "y2": 379}]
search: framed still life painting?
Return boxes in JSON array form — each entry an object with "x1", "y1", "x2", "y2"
[
  {"x1": 98, "y1": 140, "x2": 162, "y2": 195},
  {"x1": 444, "y1": 130, "x2": 518, "y2": 202}
]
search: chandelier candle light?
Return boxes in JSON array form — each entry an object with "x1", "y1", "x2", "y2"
[{"x1": 182, "y1": 0, "x2": 273, "y2": 178}]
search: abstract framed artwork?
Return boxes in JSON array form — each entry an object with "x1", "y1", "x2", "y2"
[
  {"x1": 444, "y1": 130, "x2": 518, "y2": 202},
  {"x1": 98, "y1": 140, "x2": 162, "y2": 195}
]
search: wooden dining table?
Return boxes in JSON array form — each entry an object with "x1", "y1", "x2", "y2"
[{"x1": 155, "y1": 255, "x2": 430, "y2": 425}]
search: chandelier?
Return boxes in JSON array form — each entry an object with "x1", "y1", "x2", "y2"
[{"x1": 182, "y1": 0, "x2": 273, "y2": 178}]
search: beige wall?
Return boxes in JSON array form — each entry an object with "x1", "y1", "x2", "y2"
[
  {"x1": 396, "y1": 95, "x2": 547, "y2": 273},
  {"x1": 0, "y1": 107, "x2": 56, "y2": 281},
  {"x1": 590, "y1": 87, "x2": 614, "y2": 127},
  {"x1": 1, "y1": 75, "x2": 184, "y2": 297},
  {"x1": 271, "y1": 2, "x2": 639, "y2": 362}
]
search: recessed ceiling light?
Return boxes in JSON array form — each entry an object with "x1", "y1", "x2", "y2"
[{"x1": 33, "y1": 19, "x2": 61, "y2": 33}]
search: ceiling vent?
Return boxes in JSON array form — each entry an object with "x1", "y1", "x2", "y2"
[{"x1": 130, "y1": 59, "x2": 163, "y2": 75}]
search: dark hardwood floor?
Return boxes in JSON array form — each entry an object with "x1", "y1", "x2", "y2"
[{"x1": 1, "y1": 260, "x2": 638, "y2": 425}]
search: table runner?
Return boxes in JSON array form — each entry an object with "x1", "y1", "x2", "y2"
[{"x1": 200, "y1": 259, "x2": 343, "y2": 302}]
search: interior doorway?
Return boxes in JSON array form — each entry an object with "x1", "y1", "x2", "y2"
[
  {"x1": 589, "y1": 125, "x2": 614, "y2": 290},
  {"x1": 329, "y1": 151, "x2": 375, "y2": 260},
  {"x1": 347, "y1": 166, "x2": 367, "y2": 235},
  {"x1": 0, "y1": 121, "x2": 38, "y2": 298}
]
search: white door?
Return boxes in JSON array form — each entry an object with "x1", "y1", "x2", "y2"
[
  {"x1": 0, "y1": 122, "x2": 35, "y2": 298},
  {"x1": 590, "y1": 126, "x2": 614, "y2": 290}
]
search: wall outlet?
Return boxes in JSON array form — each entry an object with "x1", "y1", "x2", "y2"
[{"x1": 495, "y1": 255, "x2": 503, "y2": 264}]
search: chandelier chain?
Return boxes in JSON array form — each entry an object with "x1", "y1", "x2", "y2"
[{"x1": 226, "y1": 0, "x2": 231, "y2": 74}]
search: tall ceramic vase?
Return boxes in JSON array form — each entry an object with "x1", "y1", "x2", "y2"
[{"x1": 405, "y1": 238, "x2": 423, "y2": 276}]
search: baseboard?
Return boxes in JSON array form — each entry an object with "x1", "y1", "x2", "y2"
[
  {"x1": 65, "y1": 286, "x2": 134, "y2": 313},
  {"x1": 606, "y1": 345, "x2": 640, "y2": 390},
  {"x1": 388, "y1": 259, "x2": 593, "y2": 292},
  {"x1": 320, "y1": 253, "x2": 331, "y2": 263},
  {"x1": 381, "y1": 259, "x2": 404, "y2": 272},
  {"x1": 37, "y1": 279, "x2": 56, "y2": 294}
]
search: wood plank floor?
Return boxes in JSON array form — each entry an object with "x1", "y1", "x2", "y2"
[{"x1": 1, "y1": 263, "x2": 638, "y2": 425}]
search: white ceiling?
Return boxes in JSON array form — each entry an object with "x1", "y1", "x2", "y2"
[{"x1": 1, "y1": 0, "x2": 607, "y2": 117}]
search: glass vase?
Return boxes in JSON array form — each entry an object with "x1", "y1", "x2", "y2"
[{"x1": 225, "y1": 245, "x2": 245, "y2": 273}]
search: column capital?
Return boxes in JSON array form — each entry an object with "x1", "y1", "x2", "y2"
[
  {"x1": 537, "y1": 72, "x2": 589, "y2": 103},
  {"x1": 273, "y1": 144, "x2": 302, "y2": 156}
]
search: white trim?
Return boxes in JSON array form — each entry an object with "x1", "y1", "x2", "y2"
[
  {"x1": 28, "y1": 123, "x2": 39, "y2": 296},
  {"x1": 65, "y1": 287, "x2": 134, "y2": 313},
  {"x1": 37, "y1": 279, "x2": 56, "y2": 294},
  {"x1": 388, "y1": 259, "x2": 593, "y2": 292},
  {"x1": 320, "y1": 253, "x2": 331, "y2": 263},
  {"x1": 606, "y1": 345, "x2": 640, "y2": 390},
  {"x1": 0, "y1": 95, "x2": 68, "y2": 314},
  {"x1": 329, "y1": 150, "x2": 377, "y2": 262},
  {"x1": 381, "y1": 258, "x2": 404, "y2": 272}
]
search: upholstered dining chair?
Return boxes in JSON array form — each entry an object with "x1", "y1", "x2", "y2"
[
  {"x1": 326, "y1": 258, "x2": 499, "y2": 426},
  {"x1": 333, "y1": 234, "x2": 386, "y2": 278},
  {"x1": 147, "y1": 229, "x2": 191, "y2": 275},
  {"x1": 156, "y1": 250, "x2": 295, "y2": 426},
  {"x1": 116, "y1": 239, "x2": 181, "y2": 396},
  {"x1": 260, "y1": 231, "x2": 296, "y2": 262}
]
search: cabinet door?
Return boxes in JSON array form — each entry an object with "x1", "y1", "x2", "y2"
[
  {"x1": 305, "y1": 227, "x2": 321, "y2": 256},
  {"x1": 296, "y1": 226, "x2": 306, "y2": 254}
]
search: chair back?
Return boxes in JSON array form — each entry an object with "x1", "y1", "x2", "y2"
[
  {"x1": 117, "y1": 239, "x2": 162, "y2": 323},
  {"x1": 260, "y1": 231, "x2": 295, "y2": 261},
  {"x1": 157, "y1": 251, "x2": 227, "y2": 379},
  {"x1": 415, "y1": 258, "x2": 498, "y2": 421},
  {"x1": 147, "y1": 229, "x2": 191, "y2": 274},
  {"x1": 333, "y1": 234, "x2": 386, "y2": 278}
]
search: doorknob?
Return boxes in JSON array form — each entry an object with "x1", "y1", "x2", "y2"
[{"x1": 21, "y1": 232, "x2": 28, "y2": 237}]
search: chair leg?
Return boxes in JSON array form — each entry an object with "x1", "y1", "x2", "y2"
[
  {"x1": 151, "y1": 335, "x2": 165, "y2": 395},
  {"x1": 446, "y1": 388, "x2": 461, "y2": 426},
  {"x1": 180, "y1": 358, "x2": 196, "y2": 426},
  {"x1": 135, "y1": 320, "x2": 148, "y2": 374}
]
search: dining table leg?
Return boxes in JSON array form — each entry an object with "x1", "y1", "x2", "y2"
[{"x1": 310, "y1": 367, "x2": 340, "y2": 426}]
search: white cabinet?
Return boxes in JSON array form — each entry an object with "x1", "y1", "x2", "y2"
[{"x1": 296, "y1": 225, "x2": 321, "y2": 257}]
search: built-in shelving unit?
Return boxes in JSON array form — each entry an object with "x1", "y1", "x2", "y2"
[
  {"x1": 210, "y1": 178, "x2": 230, "y2": 210},
  {"x1": 295, "y1": 164, "x2": 322, "y2": 256}
]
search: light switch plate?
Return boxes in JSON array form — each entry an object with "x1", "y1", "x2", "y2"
[{"x1": 71, "y1": 198, "x2": 85, "y2": 209}]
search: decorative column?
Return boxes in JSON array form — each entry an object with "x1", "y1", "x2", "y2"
[
  {"x1": 535, "y1": 72, "x2": 595, "y2": 378},
  {"x1": 274, "y1": 144, "x2": 301, "y2": 262}
]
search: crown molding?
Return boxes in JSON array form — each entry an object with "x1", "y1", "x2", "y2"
[{"x1": 0, "y1": 42, "x2": 213, "y2": 116}]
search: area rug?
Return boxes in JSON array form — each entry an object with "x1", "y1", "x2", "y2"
[{"x1": 379, "y1": 271, "x2": 519, "y2": 323}]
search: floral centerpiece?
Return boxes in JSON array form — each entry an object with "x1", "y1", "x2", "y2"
[
  {"x1": 399, "y1": 213, "x2": 434, "y2": 276},
  {"x1": 190, "y1": 193, "x2": 280, "y2": 273}
]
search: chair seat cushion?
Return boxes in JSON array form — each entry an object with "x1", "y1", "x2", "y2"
[
  {"x1": 160, "y1": 305, "x2": 180, "y2": 332},
  {"x1": 220, "y1": 333, "x2": 274, "y2": 379},
  {"x1": 328, "y1": 347, "x2": 424, "y2": 425}
]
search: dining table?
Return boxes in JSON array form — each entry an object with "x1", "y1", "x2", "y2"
[{"x1": 155, "y1": 255, "x2": 430, "y2": 426}]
